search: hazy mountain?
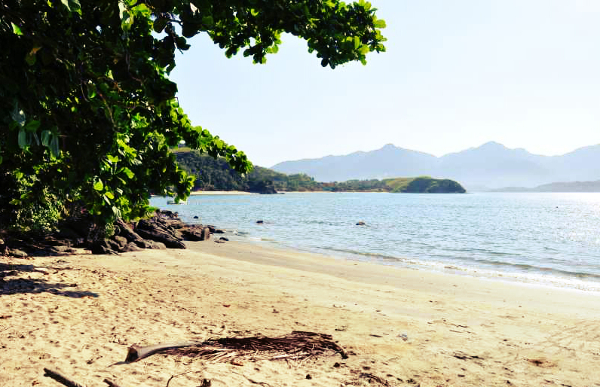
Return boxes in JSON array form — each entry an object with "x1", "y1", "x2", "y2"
[
  {"x1": 493, "y1": 180, "x2": 600, "y2": 193},
  {"x1": 271, "y1": 142, "x2": 600, "y2": 190},
  {"x1": 272, "y1": 144, "x2": 439, "y2": 183}
]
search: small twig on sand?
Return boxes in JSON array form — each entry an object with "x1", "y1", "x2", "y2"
[
  {"x1": 231, "y1": 372, "x2": 271, "y2": 387},
  {"x1": 103, "y1": 378, "x2": 125, "y2": 387},
  {"x1": 43, "y1": 368, "x2": 85, "y2": 387},
  {"x1": 166, "y1": 371, "x2": 197, "y2": 387}
]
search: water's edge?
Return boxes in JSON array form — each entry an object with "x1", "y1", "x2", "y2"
[{"x1": 152, "y1": 192, "x2": 600, "y2": 292}]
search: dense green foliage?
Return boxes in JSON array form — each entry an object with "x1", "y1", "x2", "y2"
[
  {"x1": 383, "y1": 177, "x2": 466, "y2": 193},
  {"x1": 176, "y1": 151, "x2": 466, "y2": 193},
  {"x1": 175, "y1": 149, "x2": 320, "y2": 192},
  {"x1": 0, "y1": 0, "x2": 386, "y2": 231}
]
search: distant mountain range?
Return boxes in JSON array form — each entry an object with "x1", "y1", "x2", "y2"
[
  {"x1": 493, "y1": 180, "x2": 600, "y2": 193},
  {"x1": 271, "y1": 142, "x2": 600, "y2": 190}
]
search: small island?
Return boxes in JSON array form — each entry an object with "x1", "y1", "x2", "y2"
[{"x1": 175, "y1": 149, "x2": 466, "y2": 194}]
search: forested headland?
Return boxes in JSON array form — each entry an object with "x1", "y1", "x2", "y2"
[{"x1": 174, "y1": 149, "x2": 466, "y2": 194}]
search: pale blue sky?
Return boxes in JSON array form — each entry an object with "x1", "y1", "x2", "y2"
[{"x1": 171, "y1": 0, "x2": 600, "y2": 167}]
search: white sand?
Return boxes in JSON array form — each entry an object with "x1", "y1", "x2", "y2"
[{"x1": 1, "y1": 241, "x2": 599, "y2": 386}]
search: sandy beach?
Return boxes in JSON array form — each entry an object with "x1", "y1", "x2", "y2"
[
  {"x1": 189, "y1": 191, "x2": 255, "y2": 196},
  {"x1": 1, "y1": 241, "x2": 600, "y2": 387}
]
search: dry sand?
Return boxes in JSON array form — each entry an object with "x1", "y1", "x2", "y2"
[
  {"x1": 189, "y1": 191, "x2": 254, "y2": 196},
  {"x1": 1, "y1": 241, "x2": 600, "y2": 387}
]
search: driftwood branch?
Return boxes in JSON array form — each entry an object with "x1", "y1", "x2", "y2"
[
  {"x1": 43, "y1": 368, "x2": 85, "y2": 387},
  {"x1": 125, "y1": 341, "x2": 197, "y2": 362},
  {"x1": 125, "y1": 331, "x2": 349, "y2": 364}
]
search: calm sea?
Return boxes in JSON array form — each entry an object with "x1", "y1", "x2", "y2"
[{"x1": 151, "y1": 192, "x2": 600, "y2": 292}]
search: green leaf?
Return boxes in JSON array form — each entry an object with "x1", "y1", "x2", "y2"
[
  {"x1": 11, "y1": 23, "x2": 23, "y2": 36},
  {"x1": 105, "y1": 192, "x2": 115, "y2": 200},
  {"x1": 61, "y1": 0, "x2": 70, "y2": 11},
  {"x1": 41, "y1": 131, "x2": 51, "y2": 147},
  {"x1": 121, "y1": 167, "x2": 135, "y2": 179},
  {"x1": 25, "y1": 52, "x2": 36, "y2": 66},
  {"x1": 18, "y1": 130, "x2": 27, "y2": 149},
  {"x1": 69, "y1": 0, "x2": 82, "y2": 15},
  {"x1": 202, "y1": 16, "x2": 214, "y2": 27},
  {"x1": 93, "y1": 180, "x2": 104, "y2": 191},
  {"x1": 373, "y1": 19, "x2": 386, "y2": 28},
  {"x1": 50, "y1": 136, "x2": 60, "y2": 157},
  {"x1": 111, "y1": 206, "x2": 122, "y2": 218},
  {"x1": 25, "y1": 120, "x2": 41, "y2": 132},
  {"x1": 11, "y1": 105, "x2": 26, "y2": 127},
  {"x1": 153, "y1": 17, "x2": 168, "y2": 33},
  {"x1": 86, "y1": 84, "x2": 96, "y2": 99},
  {"x1": 107, "y1": 155, "x2": 120, "y2": 163}
]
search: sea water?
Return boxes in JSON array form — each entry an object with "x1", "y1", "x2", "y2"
[{"x1": 151, "y1": 192, "x2": 600, "y2": 292}]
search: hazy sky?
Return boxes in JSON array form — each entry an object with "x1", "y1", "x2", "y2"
[{"x1": 171, "y1": 0, "x2": 600, "y2": 167}]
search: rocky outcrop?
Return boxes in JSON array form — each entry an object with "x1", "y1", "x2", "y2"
[
  {"x1": 1, "y1": 210, "x2": 220, "y2": 257},
  {"x1": 102, "y1": 210, "x2": 214, "y2": 253}
]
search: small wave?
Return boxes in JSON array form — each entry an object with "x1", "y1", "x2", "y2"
[
  {"x1": 461, "y1": 258, "x2": 600, "y2": 280},
  {"x1": 319, "y1": 246, "x2": 600, "y2": 289},
  {"x1": 323, "y1": 247, "x2": 402, "y2": 262}
]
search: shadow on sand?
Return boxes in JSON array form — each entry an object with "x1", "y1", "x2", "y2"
[{"x1": 0, "y1": 261, "x2": 98, "y2": 298}]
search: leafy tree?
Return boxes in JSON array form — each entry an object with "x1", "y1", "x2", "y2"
[{"x1": 0, "y1": 0, "x2": 386, "y2": 230}]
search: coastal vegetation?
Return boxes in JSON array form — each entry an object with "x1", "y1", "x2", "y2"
[
  {"x1": 175, "y1": 150, "x2": 466, "y2": 193},
  {"x1": 0, "y1": 1, "x2": 386, "y2": 234}
]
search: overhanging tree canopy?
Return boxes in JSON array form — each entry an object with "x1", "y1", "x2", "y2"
[{"x1": 0, "y1": 0, "x2": 386, "y2": 230}]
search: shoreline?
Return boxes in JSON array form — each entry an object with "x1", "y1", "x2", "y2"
[
  {"x1": 2, "y1": 241, "x2": 599, "y2": 386},
  {"x1": 189, "y1": 190, "x2": 255, "y2": 195},
  {"x1": 225, "y1": 235, "x2": 600, "y2": 294},
  {"x1": 189, "y1": 240, "x2": 600, "y2": 316}
]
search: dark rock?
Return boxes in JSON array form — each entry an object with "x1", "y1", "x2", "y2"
[
  {"x1": 90, "y1": 240, "x2": 117, "y2": 255},
  {"x1": 132, "y1": 240, "x2": 151, "y2": 249},
  {"x1": 160, "y1": 210, "x2": 179, "y2": 220},
  {"x1": 113, "y1": 236, "x2": 128, "y2": 250},
  {"x1": 115, "y1": 219, "x2": 145, "y2": 245},
  {"x1": 50, "y1": 246, "x2": 76, "y2": 255},
  {"x1": 42, "y1": 236, "x2": 72, "y2": 247},
  {"x1": 180, "y1": 229, "x2": 203, "y2": 241},
  {"x1": 219, "y1": 237, "x2": 229, "y2": 242},
  {"x1": 256, "y1": 220, "x2": 264, "y2": 224},
  {"x1": 206, "y1": 225, "x2": 216, "y2": 233},
  {"x1": 106, "y1": 238, "x2": 123, "y2": 252},
  {"x1": 123, "y1": 242, "x2": 143, "y2": 252},
  {"x1": 214, "y1": 229, "x2": 225, "y2": 234},
  {"x1": 134, "y1": 215, "x2": 186, "y2": 248},
  {"x1": 135, "y1": 228, "x2": 186, "y2": 249},
  {"x1": 73, "y1": 238, "x2": 86, "y2": 247},
  {"x1": 193, "y1": 216, "x2": 199, "y2": 219},
  {"x1": 146, "y1": 241, "x2": 167, "y2": 250},
  {"x1": 8, "y1": 248, "x2": 28, "y2": 258},
  {"x1": 180, "y1": 225, "x2": 211, "y2": 241}
]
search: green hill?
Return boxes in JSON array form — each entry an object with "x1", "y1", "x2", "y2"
[
  {"x1": 173, "y1": 149, "x2": 466, "y2": 194},
  {"x1": 384, "y1": 176, "x2": 467, "y2": 193}
]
